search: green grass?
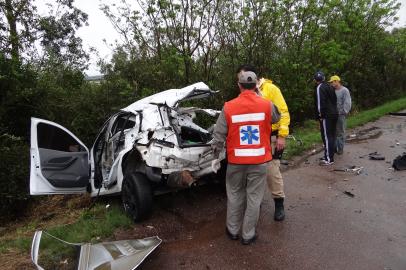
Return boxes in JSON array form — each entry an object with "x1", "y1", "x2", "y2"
[
  {"x1": 45, "y1": 203, "x2": 132, "y2": 244},
  {"x1": 284, "y1": 96, "x2": 406, "y2": 159},
  {"x1": 346, "y1": 97, "x2": 406, "y2": 128},
  {"x1": 0, "y1": 203, "x2": 132, "y2": 254}
]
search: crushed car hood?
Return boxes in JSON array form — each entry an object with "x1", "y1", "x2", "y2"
[
  {"x1": 31, "y1": 230, "x2": 162, "y2": 270},
  {"x1": 121, "y1": 82, "x2": 216, "y2": 113}
]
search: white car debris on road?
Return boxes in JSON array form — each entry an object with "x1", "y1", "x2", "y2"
[
  {"x1": 30, "y1": 82, "x2": 226, "y2": 221},
  {"x1": 31, "y1": 230, "x2": 162, "y2": 270}
]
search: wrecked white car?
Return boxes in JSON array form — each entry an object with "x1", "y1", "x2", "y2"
[
  {"x1": 31, "y1": 230, "x2": 161, "y2": 269},
  {"x1": 30, "y1": 82, "x2": 226, "y2": 221}
]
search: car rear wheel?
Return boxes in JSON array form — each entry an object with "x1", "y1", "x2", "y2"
[{"x1": 121, "y1": 172, "x2": 152, "y2": 222}]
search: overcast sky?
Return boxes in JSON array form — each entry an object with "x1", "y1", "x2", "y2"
[{"x1": 39, "y1": 0, "x2": 406, "y2": 76}]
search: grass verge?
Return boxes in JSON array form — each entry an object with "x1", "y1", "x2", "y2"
[
  {"x1": 0, "y1": 203, "x2": 132, "y2": 254},
  {"x1": 285, "y1": 97, "x2": 406, "y2": 159}
]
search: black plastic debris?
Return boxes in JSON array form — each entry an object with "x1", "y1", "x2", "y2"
[
  {"x1": 392, "y1": 153, "x2": 406, "y2": 171},
  {"x1": 369, "y1": 152, "x2": 385, "y2": 160},
  {"x1": 389, "y1": 112, "x2": 406, "y2": 116},
  {"x1": 344, "y1": 191, "x2": 355, "y2": 197}
]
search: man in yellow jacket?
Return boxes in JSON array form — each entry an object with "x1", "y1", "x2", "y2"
[{"x1": 237, "y1": 65, "x2": 290, "y2": 221}]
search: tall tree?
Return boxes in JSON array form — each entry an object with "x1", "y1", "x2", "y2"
[
  {"x1": 101, "y1": 0, "x2": 224, "y2": 84},
  {"x1": 0, "y1": 0, "x2": 36, "y2": 63},
  {"x1": 0, "y1": 0, "x2": 88, "y2": 68}
]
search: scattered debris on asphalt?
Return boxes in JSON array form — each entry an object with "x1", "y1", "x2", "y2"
[
  {"x1": 343, "y1": 191, "x2": 355, "y2": 198},
  {"x1": 333, "y1": 166, "x2": 363, "y2": 175},
  {"x1": 369, "y1": 152, "x2": 385, "y2": 160},
  {"x1": 359, "y1": 151, "x2": 383, "y2": 159}
]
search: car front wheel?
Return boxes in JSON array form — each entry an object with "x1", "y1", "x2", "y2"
[{"x1": 121, "y1": 172, "x2": 152, "y2": 222}]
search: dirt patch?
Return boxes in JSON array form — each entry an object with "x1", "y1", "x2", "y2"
[
  {"x1": 113, "y1": 184, "x2": 227, "y2": 244},
  {"x1": 1, "y1": 249, "x2": 35, "y2": 270},
  {"x1": 1, "y1": 195, "x2": 91, "y2": 235}
]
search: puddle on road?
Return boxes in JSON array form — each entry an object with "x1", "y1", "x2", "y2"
[{"x1": 347, "y1": 127, "x2": 383, "y2": 144}]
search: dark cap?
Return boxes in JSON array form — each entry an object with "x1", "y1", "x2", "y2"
[
  {"x1": 238, "y1": 71, "x2": 257, "y2": 84},
  {"x1": 314, "y1": 71, "x2": 325, "y2": 82}
]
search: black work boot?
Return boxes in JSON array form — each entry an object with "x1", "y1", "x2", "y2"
[{"x1": 274, "y1": 198, "x2": 285, "y2": 221}]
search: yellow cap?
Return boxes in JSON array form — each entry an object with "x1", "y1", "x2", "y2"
[{"x1": 328, "y1": 75, "x2": 341, "y2": 82}]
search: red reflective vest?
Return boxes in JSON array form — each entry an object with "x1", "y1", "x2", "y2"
[{"x1": 224, "y1": 91, "x2": 272, "y2": 164}]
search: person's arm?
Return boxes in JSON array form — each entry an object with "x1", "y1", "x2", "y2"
[
  {"x1": 212, "y1": 108, "x2": 228, "y2": 158},
  {"x1": 314, "y1": 88, "x2": 320, "y2": 120},
  {"x1": 270, "y1": 102, "x2": 281, "y2": 124},
  {"x1": 318, "y1": 84, "x2": 328, "y2": 119},
  {"x1": 267, "y1": 85, "x2": 290, "y2": 150},
  {"x1": 343, "y1": 88, "x2": 352, "y2": 115},
  {"x1": 268, "y1": 85, "x2": 290, "y2": 138}
]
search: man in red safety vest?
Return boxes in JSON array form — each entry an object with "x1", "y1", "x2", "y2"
[{"x1": 212, "y1": 71, "x2": 280, "y2": 245}]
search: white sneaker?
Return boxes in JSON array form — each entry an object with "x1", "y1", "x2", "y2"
[{"x1": 319, "y1": 160, "x2": 334, "y2": 166}]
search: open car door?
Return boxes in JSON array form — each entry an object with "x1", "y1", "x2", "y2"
[{"x1": 30, "y1": 117, "x2": 90, "y2": 195}]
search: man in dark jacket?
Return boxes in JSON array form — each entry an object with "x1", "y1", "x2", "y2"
[{"x1": 314, "y1": 71, "x2": 338, "y2": 165}]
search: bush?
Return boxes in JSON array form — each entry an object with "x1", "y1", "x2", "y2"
[{"x1": 0, "y1": 134, "x2": 30, "y2": 223}]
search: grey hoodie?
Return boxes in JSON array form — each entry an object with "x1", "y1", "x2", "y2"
[{"x1": 335, "y1": 86, "x2": 352, "y2": 115}]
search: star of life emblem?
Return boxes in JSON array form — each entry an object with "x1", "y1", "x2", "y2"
[{"x1": 239, "y1": 125, "x2": 260, "y2": 145}]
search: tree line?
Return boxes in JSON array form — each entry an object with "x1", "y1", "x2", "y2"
[{"x1": 0, "y1": 0, "x2": 405, "y2": 220}]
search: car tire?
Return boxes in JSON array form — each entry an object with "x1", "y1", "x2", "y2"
[{"x1": 121, "y1": 172, "x2": 152, "y2": 222}]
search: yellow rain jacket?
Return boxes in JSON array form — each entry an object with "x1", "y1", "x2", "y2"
[{"x1": 259, "y1": 78, "x2": 290, "y2": 138}]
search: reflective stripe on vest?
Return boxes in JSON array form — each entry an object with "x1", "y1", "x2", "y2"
[
  {"x1": 224, "y1": 91, "x2": 272, "y2": 165},
  {"x1": 232, "y1": 113, "x2": 265, "y2": 123},
  {"x1": 235, "y1": 147, "x2": 265, "y2": 157}
]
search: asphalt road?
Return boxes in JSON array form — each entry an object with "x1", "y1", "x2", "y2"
[{"x1": 120, "y1": 112, "x2": 406, "y2": 270}]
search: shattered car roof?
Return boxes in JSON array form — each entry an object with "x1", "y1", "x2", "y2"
[{"x1": 121, "y1": 82, "x2": 216, "y2": 113}]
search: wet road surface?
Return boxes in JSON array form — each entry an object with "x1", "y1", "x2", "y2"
[{"x1": 117, "y1": 113, "x2": 406, "y2": 270}]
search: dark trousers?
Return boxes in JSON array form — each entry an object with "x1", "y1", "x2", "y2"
[{"x1": 320, "y1": 118, "x2": 337, "y2": 162}]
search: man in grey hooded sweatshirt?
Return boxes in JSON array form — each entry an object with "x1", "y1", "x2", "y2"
[{"x1": 329, "y1": 75, "x2": 352, "y2": 154}]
